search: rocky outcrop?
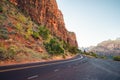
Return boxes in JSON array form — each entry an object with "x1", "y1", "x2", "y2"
[
  {"x1": 67, "y1": 32, "x2": 78, "y2": 47},
  {"x1": 9, "y1": 0, "x2": 78, "y2": 47}
]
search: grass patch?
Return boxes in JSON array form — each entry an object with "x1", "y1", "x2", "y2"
[{"x1": 113, "y1": 56, "x2": 120, "y2": 61}]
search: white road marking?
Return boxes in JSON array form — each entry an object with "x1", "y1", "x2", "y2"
[
  {"x1": 27, "y1": 75, "x2": 38, "y2": 79},
  {"x1": 0, "y1": 55, "x2": 83, "y2": 72}
]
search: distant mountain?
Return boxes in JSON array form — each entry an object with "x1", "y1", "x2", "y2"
[{"x1": 89, "y1": 38, "x2": 120, "y2": 56}]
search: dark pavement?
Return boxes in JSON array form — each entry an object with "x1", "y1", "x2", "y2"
[{"x1": 0, "y1": 55, "x2": 120, "y2": 80}]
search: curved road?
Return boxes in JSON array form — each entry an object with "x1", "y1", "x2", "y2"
[{"x1": 0, "y1": 55, "x2": 120, "y2": 80}]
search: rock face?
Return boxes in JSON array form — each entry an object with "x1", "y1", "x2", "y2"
[
  {"x1": 9, "y1": 0, "x2": 78, "y2": 47},
  {"x1": 89, "y1": 39, "x2": 120, "y2": 56},
  {"x1": 67, "y1": 32, "x2": 78, "y2": 47}
]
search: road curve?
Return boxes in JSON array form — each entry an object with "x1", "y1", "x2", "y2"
[
  {"x1": 0, "y1": 55, "x2": 83, "y2": 73},
  {"x1": 0, "y1": 55, "x2": 120, "y2": 80}
]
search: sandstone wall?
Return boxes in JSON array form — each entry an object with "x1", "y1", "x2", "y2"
[{"x1": 9, "y1": 0, "x2": 78, "y2": 47}]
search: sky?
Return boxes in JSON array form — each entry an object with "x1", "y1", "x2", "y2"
[{"x1": 56, "y1": 0, "x2": 120, "y2": 47}]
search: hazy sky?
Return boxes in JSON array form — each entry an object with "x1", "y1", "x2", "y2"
[{"x1": 56, "y1": 0, "x2": 120, "y2": 47}]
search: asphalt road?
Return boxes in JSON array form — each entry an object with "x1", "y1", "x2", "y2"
[{"x1": 0, "y1": 55, "x2": 120, "y2": 80}]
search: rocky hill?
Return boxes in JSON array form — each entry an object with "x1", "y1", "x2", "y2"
[
  {"x1": 89, "y1": 38, "x2": 120, "y2": 56},
  {"x1": 9, "y1": 0, "x2": 78, "y2": 47},
  {"x1": 0, "y1": 0, "x2": 78, "y2": 64}
]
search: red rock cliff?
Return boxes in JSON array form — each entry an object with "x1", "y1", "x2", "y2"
[{"x1": 9, "y1": 0, "x2": 78, "y2": 47}]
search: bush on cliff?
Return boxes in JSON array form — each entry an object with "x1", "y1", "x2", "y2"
[
  {"x1": 32, "y1": 31, "x2": 39, "y2": 39},
  {"x1": 32, "y1": 26, "x2": 50, "y2": 40},
  {"x1": 0, "y1": 45, "x2": 17, "y2": 60},
  {"x1": 68, "y1": 46, "x2": 78, "y2": 54},
  {"x1": 0, "y1": 47, "x2": 6, "y2": 60},
  {"x1": 44, "y1": 38, "x2": 64, "y2": 55},
  {"x1": 39, "y1": 26, "x2": 50, "y2": 40}
]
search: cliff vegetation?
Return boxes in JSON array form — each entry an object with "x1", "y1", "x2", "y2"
[{"x1": 0, "y1": 0, "x2": 79, "y2": 65}]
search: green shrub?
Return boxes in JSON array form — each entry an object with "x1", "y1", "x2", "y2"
[
  {"x1": 77, "y1": 49, "x2": 82, "y2": 54},
  {"x1": 7, "y1": 45, "x2": 17, "y2": 59},
  {"x1": 44, "y1": 38, "x2": 64, "y2": 55},
  {"x1": 25, "y1": 28, "x2": 33, "y2": 39},
  {"x1": 39, "y1": 26, "x2": 50, "y2": 40},
  {"x1": 15, "y1": 23, "x2": 23, "y2": 33},
  {"x1": 113, "y1": 56, "x2": 120, "y2": 61},
  {"x1": 68, "y1": 46, "x2": 78, "y2": 54},
  {"x1": 100, "y1": 56, "x2": 106, "y2": 59},
  {"x1": 17, "y1": 14, "x2": 26, "y2": 23},
  {"x1": 63, "y1": 41, "x2": 69, "y2": 50},
  {"x1": 0, "y1": 6, "x2": 3, "y2": 13},
  {"x1": 0, "y1": 27, "x2": 9, "y2": 39},
  {"x1": 32, "y1": 26, "x2": 50, "y2": 40},
  {"x1": 0, "y1": 47, "x2": 6, "y2": 60},
  {"x1": 0, "y1": 14, "x2": 6, "y2": 20},
  {"x1": 62, "y1": 41, "x2": 79, "y2": 54},
  {"x1": 0, "y1": 45, "x2": 17, "y2": 60},
  {"x1": 32, "y1": 31, "x2": 39, "y2": 39},
  {"x1": 90, "y1": 52, "x2": 98, "y2": 58}
]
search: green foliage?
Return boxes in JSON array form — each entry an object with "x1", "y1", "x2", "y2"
[
  {"x1": 68, "y1": 46, "x2": 78, "y2": 54},
  {"x1": 0, "y1": 45, "x2": 17, "y2": 60},
  {"x1": 44, "y1": 38, "x2": 64, "y2": 55},
  {"x1": 100, "y1": 56, "x2": 106, "y2": 59},
  {"x1": 0, "y1": 6, "x2": 3, "y2": 13},
  {"x1": 113, "y1": 56, "x2": 120, "y2": 61},
  {"x1": 39, "y1": 26, "x2": 50, "y2": 40},
  {"x1": 0, "y1": 47, "x2": 6, "y2": 60},
  {"x1": 7, "y1": 45, "x2": 17, "y2": 59},
  {"x1": 82, "y1": 51, "x2": 99, "y2": 58},
  {"x1": 17, "y1": 14, "x2": 26, "y2": 23},
  {"x1": 25, "y1": 28, "x2": 33, "y2": 39},
  {"x1": 77, "y1": 49, "x2": 82, "y2": 54},
  {"x1": 31, "y1": 26, "x2": 50, "y2": 40},
  {"x1": 90, "y1": 52, "x2": 98, "y2": 58},
  {"x1": 61, "y1": 41, "x2": 79, "y2": 54},
  {"x1": 15, "y1": 23, "x2": 23, "y2": 33},
  {"x1": 0, "y1": 27, "x2": 9, "y2": 39},
  {"x1": 24, "y1": 22, "x2": 34, "y2": 39},
  {"x1": 0, "y1": 14, "x2": 6, "y2": 21},
  {"x1": 32, "y1": 31, "x2": 39, "y2": 39},
  {"x1": 63, "y1": 41, "x2": 69, "y2": 50}
]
